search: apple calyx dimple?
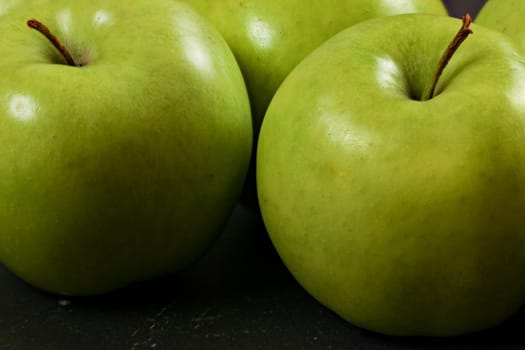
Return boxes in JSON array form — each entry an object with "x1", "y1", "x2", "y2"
[
  {"x1": 422, "y1": 13, "x2": 473, "y2": 101},
  {"x1": 27, "y1": 18, "x2": 78, "y2": 67}
]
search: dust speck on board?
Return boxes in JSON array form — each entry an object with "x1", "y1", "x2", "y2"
[{"x1": 57, "y1": 299, "x2": 71, "y2": 307}]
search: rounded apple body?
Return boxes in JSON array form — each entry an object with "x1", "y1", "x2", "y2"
[
  {"x1": 0, "y1": 0, "x2": 252, "y2": 295},
  {"x1": 183, "y1": 0, "x2": 446, "y2": 129},
  {"x1": 257, "y1": 14, "x2": 525, "y2": 336},
  {"x1": 476, "y1": 0, "x2": 525, "y2": 50},
  {"x1": 183, "y1": 0, "x2": 447, "y2": 210}
]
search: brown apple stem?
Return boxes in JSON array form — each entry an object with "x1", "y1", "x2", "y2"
[
  {"x1": 27, "y1": 18, "x2": 77, "y2": 67},
  {"x1": 422, "y1": 13, "x2": 473, "y2": 101}
]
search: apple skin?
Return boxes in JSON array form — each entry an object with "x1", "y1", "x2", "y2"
[
  {"x1": 182, "y1": 0, "x2": 447, "y2": 210},
  {"x1": 182, "y1": 0, "x2": 447, "y2": 130},
  {"x1": 0, "y1": 0, "x2": 252, "y2": 295},
  {"x1": 257, "y1": 14, "x2": 525, "y2": 336},
  {"x1": 476, "y1": 0, "x2": 525, "y2": 49}
]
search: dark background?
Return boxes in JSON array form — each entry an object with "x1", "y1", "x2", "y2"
[
  {"x1": 6, "y1": 1, "x2": 521, "y2": 349},
  {"x1": 443, "y1": 0, "x2": 487, "y2": 18}
]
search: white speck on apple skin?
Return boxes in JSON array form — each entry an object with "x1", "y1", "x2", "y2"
[
  {"x1": 56, "y1": 8, "x2": 72, "y2": 35},
  {"x1": 247, "y1": 16, "x2": 274, "y2": 51},
  {"x1": 376, "y1": 56, "x2": 404, "y2": 93},
  {"x1": 174, "y1": 14, "x2": 214, "y2": 74},
  {"x1": 7, "y1": 93, "x2": 37, "y2": 122},
  {"x1": 506, "y1": 61, "x2": 525, "y2": 113},
  {"x1": 0, "y1": 1, "x2": 15, "y2": 17},
  {"x1": 93, "y1": 10, "x2": 114, "y2": 28},
  {"x1": 380, "y1": 0, "x2": 417, "y2": 15}
]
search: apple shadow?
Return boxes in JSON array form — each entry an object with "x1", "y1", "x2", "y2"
[
  {"x1": 55, "y1": 204, "x2": 290, "y2": 301},
  {"x1": 368, "y1": 306, "x2": 525, "y2": 348},
  {"x1": 3, "y1": 202, "x2": 525, "y2": 349}
]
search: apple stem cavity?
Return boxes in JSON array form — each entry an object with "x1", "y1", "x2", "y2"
[
  {"x1": 27, "y1": 18, "x2": 78, "y2": 67},
  {"x1": 422, "y1": 13, "x2": 473, "y2": 101}
]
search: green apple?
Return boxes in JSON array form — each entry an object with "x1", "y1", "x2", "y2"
[
  {"x1": 183, "y1": 0, "x2": 447, "y2": 209},
  {"x1": 0, "y1": 0, "x2": 252, "y2": 295},
  {"x1": 257, "y1": 13, "x2": 525, "y2": 336},
  {"x1": 183, "y1": 0, "x2": 447, "y2": 130},
  {"x1": 476, "y1": 0, "x2": 525, "y2": 49}
]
